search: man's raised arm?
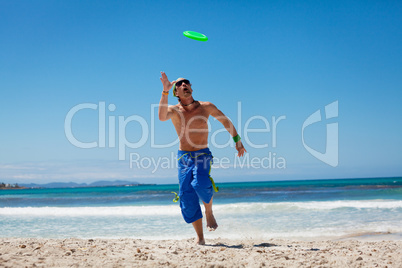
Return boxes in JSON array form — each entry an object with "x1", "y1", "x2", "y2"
[{"x1": 158, "y1": 72, "x2": 175, "y2": 121}]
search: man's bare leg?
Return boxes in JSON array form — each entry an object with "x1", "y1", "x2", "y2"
[
  {"x1": 192, "y1": 218, "x2": 205, "y2": 245},
  {"x1": 203, "y1": 197, "x2": 218, "y2": 231}
]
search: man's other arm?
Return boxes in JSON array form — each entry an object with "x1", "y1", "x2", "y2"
[{"x1": 207, "y1": 102, "x2": 247, "y2": 157}]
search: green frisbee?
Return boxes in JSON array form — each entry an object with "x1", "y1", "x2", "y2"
[{"x1": 183, "y1": 31, "x2": 208, "y2": 41}]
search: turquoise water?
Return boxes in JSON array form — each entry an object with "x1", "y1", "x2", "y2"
[{"x1": 1, "y1": 177, "x2": 401, "y2": 240}]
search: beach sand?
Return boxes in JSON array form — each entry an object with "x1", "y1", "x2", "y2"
[{"x1": 1, "y1": 237, "x2": 401, "y2": 267}]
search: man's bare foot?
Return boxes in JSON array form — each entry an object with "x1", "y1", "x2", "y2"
[
  {"x1": 205, "y1": 211, "x2": 218, "y2": 231},
  {"x1": 196, "y1": 237, "x2": 205, "y2": 245}
]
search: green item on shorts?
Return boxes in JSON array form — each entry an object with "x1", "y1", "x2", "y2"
[{"x1": 171, "y1": 192, "x2": 179, "y2": 203}]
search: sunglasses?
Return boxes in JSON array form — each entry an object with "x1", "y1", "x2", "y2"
[{"x1": 175, "y1": 79, "x2": 190, "y2": 87}]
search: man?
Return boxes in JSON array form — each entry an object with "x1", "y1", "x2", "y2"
[{"x1": 158, "y1": 72, "x2": 246, "y2": 245}]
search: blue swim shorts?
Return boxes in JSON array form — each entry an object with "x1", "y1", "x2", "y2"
[{"x1": 177, "y1": 148, "x2": 214, "y2": 223}]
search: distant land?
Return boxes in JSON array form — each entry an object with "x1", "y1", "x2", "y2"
[{"x1": 17, "y1": 180, "x2": 142, "y2": 189}]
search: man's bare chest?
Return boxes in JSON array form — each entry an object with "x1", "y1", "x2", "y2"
[{"x1": 173, "y1": 108, "x2": 210, "y2": 129}]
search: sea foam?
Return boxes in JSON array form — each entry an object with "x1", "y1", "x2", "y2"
[{"x1": 1, "y1": 200, "x2": 401, "y2": 216}]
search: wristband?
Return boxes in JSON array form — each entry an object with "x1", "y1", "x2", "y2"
[
  {"x1": 233, "y1": 134, "x2": 241, "y2": 143},
  {"x1": 162, "y1": 91, "x2": 169, "y2": 96}
]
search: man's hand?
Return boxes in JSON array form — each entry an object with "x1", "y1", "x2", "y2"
[
  {"x1": 160, "y1": 71, "x2": 176, "y2": 92},
  {"x1": 236, "y1": 141, "x2": 247, "y2": 157}
]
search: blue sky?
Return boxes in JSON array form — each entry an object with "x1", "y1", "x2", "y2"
[{"x1": 1, "y1": 0, "x2": 401, "y2": 184}]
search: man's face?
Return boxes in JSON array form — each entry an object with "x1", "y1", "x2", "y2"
[{"x1": 175, "y1": 79, "x2": 192, "y2": 98}]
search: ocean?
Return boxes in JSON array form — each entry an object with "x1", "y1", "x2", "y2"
[{"x1": 1, "y1": 177, "x2": 402, "y2": 240}]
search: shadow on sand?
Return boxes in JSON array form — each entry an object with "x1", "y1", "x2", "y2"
[
  {"x1": 206, "y1": 242, "x2": 277, "y2": 249},
  {"x1": 253, "y1": 242, "x2": 277, "y2": 248}
]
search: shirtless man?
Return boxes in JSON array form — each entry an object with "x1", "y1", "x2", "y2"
[{"x1": 158, "y1": 72, "x2": 246, "y2": 245}]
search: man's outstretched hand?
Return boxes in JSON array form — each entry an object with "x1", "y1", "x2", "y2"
[
  {"x1": 236, "y1": 141, "x2": 247, "y2": 157},
  {"x1": 160, "y1": 72, "x2": 176, "y2": 92}
]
